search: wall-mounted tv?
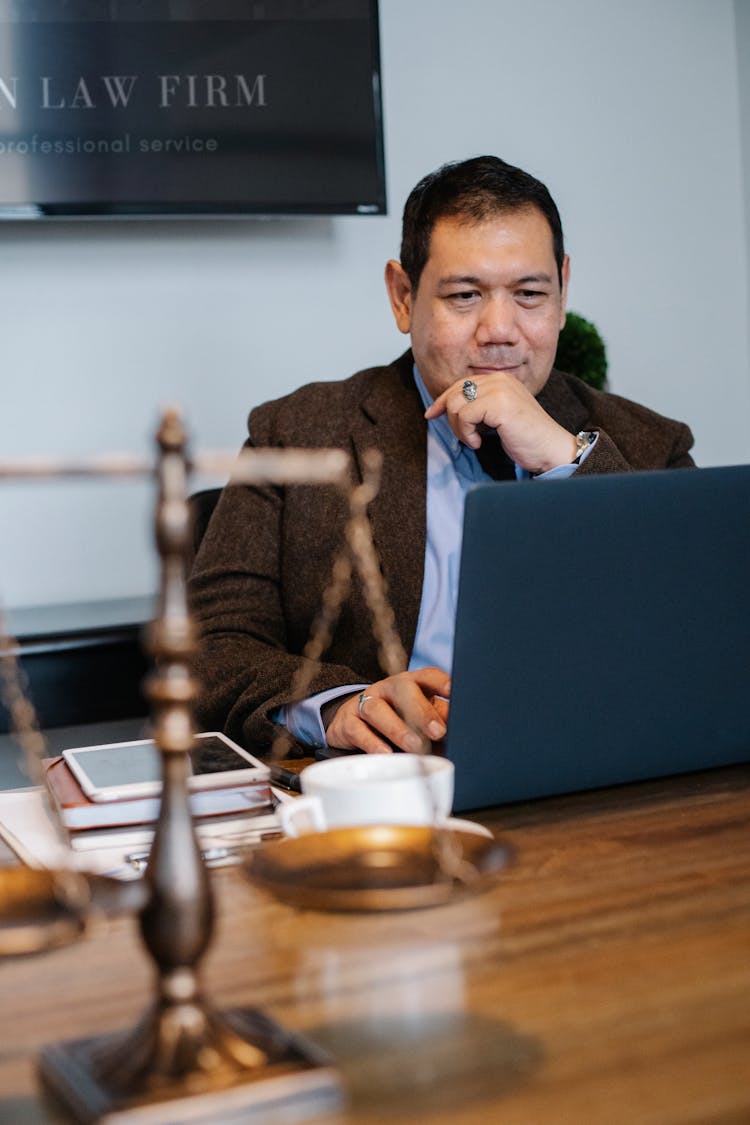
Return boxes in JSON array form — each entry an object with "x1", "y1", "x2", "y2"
[{"x1": 0, "y1": 0, "x2": 386, "y2": 219}]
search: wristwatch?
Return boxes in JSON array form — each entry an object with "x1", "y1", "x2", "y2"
[{"x1": 572, "y1": 430, "x2": 597, "y2": 464}]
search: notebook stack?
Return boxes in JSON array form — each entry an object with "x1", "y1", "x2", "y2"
[{"x1": 40, "y1": 734, "x2": 281, "y2": 872}]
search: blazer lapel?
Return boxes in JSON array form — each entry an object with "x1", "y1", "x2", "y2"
[
  {"x1": 349, "y1": 352, "x2": 427, "y2": 665},
  {"x1": 536, "y1": 368, "x2": 590, "y2": 434}
]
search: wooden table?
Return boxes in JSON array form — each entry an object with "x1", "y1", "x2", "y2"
[{"x1": 1, "y1": 764, "x2": 749, "y2": 1124}]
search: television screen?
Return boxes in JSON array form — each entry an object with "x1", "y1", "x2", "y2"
[{"x1": 0, "y1": 0, "x2": 386, "y2": 219}]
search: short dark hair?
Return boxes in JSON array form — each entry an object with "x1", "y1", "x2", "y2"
[{"x1": 400, "y1": 155, "x2": 565, "y2": 291}]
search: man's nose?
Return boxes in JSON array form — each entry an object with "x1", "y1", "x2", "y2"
[{"x1": 475, "y1": 295, "x2": 520, "y2": 346}]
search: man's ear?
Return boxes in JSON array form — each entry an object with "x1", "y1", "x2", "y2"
[{"x1": 384, "y1": 260, "x2": 413, "y2": 335}]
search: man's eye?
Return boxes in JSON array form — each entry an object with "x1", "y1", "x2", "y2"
[
  {"x1": 517, "y1": 289, "x2": 545, "y2": 302},
  {"x1": 447, "y1": 290, "x2": 479, "y2": 303}
]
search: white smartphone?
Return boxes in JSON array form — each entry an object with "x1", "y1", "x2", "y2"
[{"x1": 62, "y1": 731, "x2": 268, "y2": 803}]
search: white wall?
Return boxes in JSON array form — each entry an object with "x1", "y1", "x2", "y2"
[
  {"x1": 2, "y1": 0, "x2": 749, "y2": 610},
  {"x1": 737, "y1": 0, "x2": 750, "y2": 344}
]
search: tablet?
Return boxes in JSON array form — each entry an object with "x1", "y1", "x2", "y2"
[{"x1": 62, "y1": 732, "x2": 267, "y2": 803}]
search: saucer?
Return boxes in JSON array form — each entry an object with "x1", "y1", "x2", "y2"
[{"x1": 244, "y1": 823, "x2": 511, "y2": 912}]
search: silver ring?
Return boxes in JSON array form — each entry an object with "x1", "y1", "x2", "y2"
[
  {"x1": 462, "y1": 379, "x2": 478, "y2": 402},
  {"x1": 357, "y1": 691, "x2": 375, "y2": 718}
]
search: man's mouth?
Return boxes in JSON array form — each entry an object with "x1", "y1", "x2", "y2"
[{"x1": 469, "y1": 362, "x2": 523, "y2": 375}]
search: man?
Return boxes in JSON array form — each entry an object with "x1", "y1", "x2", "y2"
[{"x1": 189, "y1": 155, "x2": 694, "y2": 756}]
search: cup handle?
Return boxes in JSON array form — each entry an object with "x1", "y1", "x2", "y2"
[{"x1": 278, "y1": 795, "x2": 326, "y2": 837}]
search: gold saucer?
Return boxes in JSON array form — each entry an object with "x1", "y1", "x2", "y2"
[
  {"x1": 0, "y1": 867, "x2": 148, "y2": 957},
  {"x1": 245, "y1": 824, "x2": 511, "y2": 912}
]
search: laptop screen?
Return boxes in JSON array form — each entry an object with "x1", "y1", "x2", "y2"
[{"x1": 447, "y1": 466, "x2": 750, "y2": 812}]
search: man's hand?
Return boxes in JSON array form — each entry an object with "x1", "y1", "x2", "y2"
[
  {"x1": 323, "y1": 667, "x2": 451, "y2": 754},
  {"x1": 425, "y1": 372, "x2": 577, "y2": 475}
]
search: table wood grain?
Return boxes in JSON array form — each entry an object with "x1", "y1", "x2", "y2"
[{"x1": 1, "y1": 764, "x2": 748, "y2": 1123}]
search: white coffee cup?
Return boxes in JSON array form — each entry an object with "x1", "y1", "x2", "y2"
[{"x1": 278, "y1": 754, "x2": 455, "y2": 837}]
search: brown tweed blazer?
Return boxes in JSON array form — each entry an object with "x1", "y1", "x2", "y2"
[{"x1": 189, "y1": 350, "x2": 694, "y2": 751}]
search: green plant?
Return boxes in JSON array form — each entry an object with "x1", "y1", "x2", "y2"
[{"x1": 554, "y1": 311, "x2": 608, "y2": 390}]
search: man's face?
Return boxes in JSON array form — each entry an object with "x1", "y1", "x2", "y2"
[{"x1": 386, "y1": 207, "x2": 569, "y2": 401}]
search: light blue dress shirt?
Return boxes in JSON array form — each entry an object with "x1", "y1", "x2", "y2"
[{"x1": 277, "y1": 366, "x2": 595, "y2": 747}]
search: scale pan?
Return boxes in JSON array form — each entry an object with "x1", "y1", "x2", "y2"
[{"x1": 0, "y1": 867, "x2": 147, "y2": 957}]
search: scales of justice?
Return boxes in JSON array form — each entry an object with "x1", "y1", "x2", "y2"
[{"x1": 0, "y1": 411, "x2": 507, "y2": 1124}]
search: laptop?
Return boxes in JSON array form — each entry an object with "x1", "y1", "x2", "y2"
[{"x1": 447, "y1": 465, "x2": 750, "y2": 812}]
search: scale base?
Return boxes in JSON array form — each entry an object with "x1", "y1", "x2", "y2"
[{"x1": 38, "y1": 1005, "x2": 343, "y2": 1125}]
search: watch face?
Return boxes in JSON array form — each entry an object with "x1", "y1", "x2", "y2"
[{"x1": 574, "y1": 432, "x2": 595, "y2": 463}]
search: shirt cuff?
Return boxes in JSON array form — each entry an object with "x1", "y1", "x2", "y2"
[
  {"x1": 272, "y1": 684, "x2": 368, "y2": 748},
  {"x1": 533, "y1": 431, "x2": 599, "y2": 480}
]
